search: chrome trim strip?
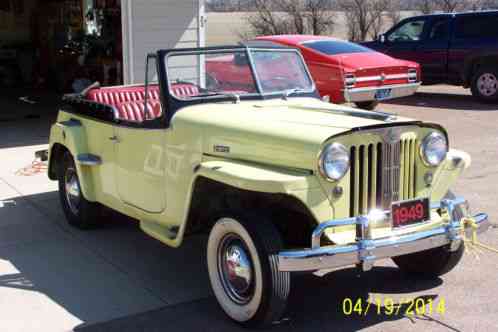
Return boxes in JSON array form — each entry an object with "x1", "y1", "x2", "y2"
[
  {"x1": 77, "y1": 154, "x2": 102, "y2": 166},
  {"x1": 345, "y1": 82, "x2": 421, "y2": 93},
  {"x1": 355, "y1": 73, "x2": 415, "y2": 83},
  {"x1": 278, "y1": 197, "x2": 489, "y2": 272}
]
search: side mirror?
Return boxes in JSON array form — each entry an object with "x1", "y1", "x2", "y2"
[{"x1": 378, "y1": 34, "x2": 386, "y2": 43}]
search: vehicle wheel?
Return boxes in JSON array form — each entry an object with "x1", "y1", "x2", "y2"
[
  {"x1": 58, "y1": 151, "x2": 100, "y2": 229},
  {"x1": 392, "y1": 191, "x2": 465, "y2": 278},
  {"x1": 471, "y1": 66, "x2": 498, "y2": 102},
  {"x1": 207, "y1": 212, "x2": 290, "y2": 327},
  {"x1": 355, "y1": 101, "x2": 379, "y2": 110}
]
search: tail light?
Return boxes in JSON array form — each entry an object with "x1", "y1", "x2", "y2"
[
  {"x1": 344, "y1": 73, "x2": 356, "y2": 88},
  {"x1": 408, "y1": 69, "x2": 418, "y2": 83}
]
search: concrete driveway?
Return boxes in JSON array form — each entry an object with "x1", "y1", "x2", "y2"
[{"x1": 0, "y1": 86, "x2": 497, "y2": 332}]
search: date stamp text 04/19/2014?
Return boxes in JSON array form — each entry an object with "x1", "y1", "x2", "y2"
[{"x1": 342, "y1": 297, "x2": 446, "y2": 316}]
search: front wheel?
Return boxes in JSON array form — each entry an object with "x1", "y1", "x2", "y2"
[
  {"x1": 207, "y1": 212, "x2": 290, "y2": 327},
  {"x1": 392, "y1": 242, "x2": 464, "y2": 278},
  {"x1": 355, "y1": 100, "x2": 379, "y2": 110}
]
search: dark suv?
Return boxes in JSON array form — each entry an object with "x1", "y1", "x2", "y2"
[{"x1": 363, "y1": 11, "x2": 498, "y2": 102}]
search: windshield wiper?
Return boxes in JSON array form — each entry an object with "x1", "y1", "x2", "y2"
[
  {"x1": 282, "y1": 88, "x2": 307, "y2": 100},
  {"x1": 195, "y1": 92, "x2": 241, "y2": 103}
]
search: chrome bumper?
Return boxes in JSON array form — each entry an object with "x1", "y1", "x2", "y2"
[
  {"x1": 344, "y1": 82, "x2": 421, "y2": 103},
  {"x1": 278, "y1": 197, "x2": 490, "y2": 273}
]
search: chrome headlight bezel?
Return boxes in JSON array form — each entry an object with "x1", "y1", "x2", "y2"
[
  {"x1": 420, "y1": 132, "x2": 448, "y2": 167},
  {"x1": 318, "y1": 143, "x2": 350, "y2": 182}
]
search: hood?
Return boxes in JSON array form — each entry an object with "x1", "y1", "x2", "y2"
[
  {"x1": 172, "y1": 97, "x2": 416, "y2": 170},
  {"x1": 331, "y1": 52, "x2": 411, "y2": 71}
]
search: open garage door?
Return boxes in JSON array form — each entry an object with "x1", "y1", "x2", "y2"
[{"x1": 121, "y1": 0, "x2": 206, "y2": 84}]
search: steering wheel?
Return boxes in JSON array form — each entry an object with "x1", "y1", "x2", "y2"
[
  {"x1": 394, "y1": 33, "x2": 413, "y2": 42},
  {"x1": 260, "y1": 76, "x2": 292, "y2": 91},
  {"x1": 206, "y1": 73, "x2": 221, "y2": 91}
]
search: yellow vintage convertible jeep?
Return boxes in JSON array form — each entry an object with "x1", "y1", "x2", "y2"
[{"x1": 46, "y1": 45, "x2": 489, "y2": 327}]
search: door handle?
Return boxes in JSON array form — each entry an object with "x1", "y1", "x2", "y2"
[{"x1": 109, "y1": 135, "x2": 120, "y2": 143}]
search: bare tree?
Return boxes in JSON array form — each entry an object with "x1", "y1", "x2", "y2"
[
  {"x1": 244, "y1": 0, "x2": 335, "y2": 38},
  {"x1": 412, "y1": 0, "x2": 436, "y2": 13},
  {"x1": 338, "y1": 0, "x2": 392, "y2": 41},
  {"x1": 245, "y1": 0, "x2": 290, "y2": 35},
  {"x1": 369, "y1": 0, "x2": 392, "y2": 39},
  {"x1": 435, "y1": 0, "x2": 469, "y2": 12},
  {"x1": 386, "y1": 0, "x2": 402, "y2": 25},
  {"x1": 304, "y1": 0, "x2": 336, "y2": 35}
]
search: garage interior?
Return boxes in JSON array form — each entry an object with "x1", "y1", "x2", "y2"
[
  {"x1": 0, "y1": 0, "x2": 124, "y2": 132},
  {"x1": 1, "y1": 0, "x2": 123, "y2": 93}
]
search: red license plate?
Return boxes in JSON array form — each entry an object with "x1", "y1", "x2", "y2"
[{"x1": 391, "y1": 198, "x2": 430, "y2": 228}]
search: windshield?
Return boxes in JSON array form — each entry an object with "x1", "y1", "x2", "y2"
[
  {"x1": 164, "y1": 48, "x2": 314, "y2": 100},
  {"x1": 302, "y1": 40, "x2": 373, "y2": 55}
]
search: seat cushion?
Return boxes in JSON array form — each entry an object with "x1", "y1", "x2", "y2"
[
  {"x1": 170, "y1": 83, "x2": 200, "y2": 98},
  {"x1": 114, "y1": 100, "x2": 162, "y2": 122},
  {"x1": 87, "y1": 85, "x2": 160, "y2": 106}
]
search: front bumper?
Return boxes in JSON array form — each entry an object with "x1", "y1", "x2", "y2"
[
  {"x1": 344, "y1": 82, "x2": 421, "y2": 103},
  {"x1": 278, "y1": 197, "x2": 490, "y2": 272}
]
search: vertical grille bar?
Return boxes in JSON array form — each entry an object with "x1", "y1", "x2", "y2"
[
  {"x1": 393, "y1": 141, "x2": 401, "y2": 202},
  {"x1": 403, "y1": 139, "x2": 411, "y2": 199},
  {"x1": 369, "y1": 144, "x2": 377, "y2": 210},
  {"x1": 399, "y1": 139, "x2": 405, "y2": 200},
  {"x1": 376, "y1": 143, "x2": 383, "y2": 207},
  {"x1": 361, "y1": 146, "x2": 369, "y2": 214},
  {"x1": 348, "y1": 132, "x2": 417, "y2": 217},
  {"x1": 354, "y1": 147, "x2": 360, "y2": 216},
  {"x1": 349, "y1": 147, "x2": 356, "y2": 217},
  {"x1": 409, "y1": 139, "x2": 416, "y2": 198}
]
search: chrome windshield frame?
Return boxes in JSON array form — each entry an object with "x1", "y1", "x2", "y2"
[{"x1": 163, "y1": 46, "x2": 317, "y2": 103}]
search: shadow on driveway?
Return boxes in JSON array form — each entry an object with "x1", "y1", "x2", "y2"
[
  {"x1": 1, "y1": 190, "x2": 459, "y2": 332},
  {"x1": 75, "y1": 263, "x2": 453, "y2": 332},
  {"x1": 383, "y1": 91, "x2": 498, "y2": 112}
]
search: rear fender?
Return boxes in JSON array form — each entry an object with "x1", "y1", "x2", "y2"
[{"x1": 48, "y1": 120, "x2": 97, "y2": 201}]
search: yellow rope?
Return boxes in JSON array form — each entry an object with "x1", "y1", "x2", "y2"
[{"x1": 460, "y1": 217, "x2": 498, "y2": 254}]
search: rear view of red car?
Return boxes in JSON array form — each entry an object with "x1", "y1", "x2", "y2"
[{"x1": 255, "y1": 35, "x2": 421, "y2": 110}]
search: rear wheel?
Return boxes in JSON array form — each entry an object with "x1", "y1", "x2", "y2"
[
  {"x1": 355, "y1": 101, "x2": 379, "y2": 110},
  {"x1": 471, "y1": 66, "x2": 498, "y2": 102},
  {"x1": 207, "y1": 212, "x2": 290, "y2": 327},
  {"x1": 58, "y1": 151, "x2": 100, "y2": 229}
]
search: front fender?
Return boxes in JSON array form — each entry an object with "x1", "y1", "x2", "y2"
[
  {"x1": 431, "y1": 148, "x2": 471, "y2": 201},
  {"x1": 48, "y1": 120, "x2": 97, "y2": 201},
  {"x1": 196, "y1": 160, "x2": 321, "y2": 193}
]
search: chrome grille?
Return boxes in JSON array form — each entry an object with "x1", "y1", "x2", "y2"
[{"x1": 349, "y1": 137, "x2": 418, "y2": 217}]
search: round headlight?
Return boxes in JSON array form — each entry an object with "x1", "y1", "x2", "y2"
[
  {"x1": 421, "y1": 132, "x2": 447, "y2": 167},
  {"x1": 319, "y1": 143, "x2": 350, "y2": 181}
]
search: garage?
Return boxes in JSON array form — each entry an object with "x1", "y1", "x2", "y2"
[{"x1": 0, "y1": 0, "x2": 205, "y2": 94}]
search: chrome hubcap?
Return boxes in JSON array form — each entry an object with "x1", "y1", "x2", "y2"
[
  {"x1": 64, "y1": 167, "x2": 81, "y2": 215},
  {"x1": 478, "y1": 73, "x2": 498, "y2": 96},
  {"x1": 218, "y1": 234, "x2": 254, "y2": 304}
]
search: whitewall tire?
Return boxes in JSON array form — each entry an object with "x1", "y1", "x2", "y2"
[{"x1": 207, "y1": 213, "x2": 289, "y2": 327}]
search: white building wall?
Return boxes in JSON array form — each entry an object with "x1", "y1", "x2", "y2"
[{"x1": 121, "y1": 0, "x2": 205, "y2": 84}]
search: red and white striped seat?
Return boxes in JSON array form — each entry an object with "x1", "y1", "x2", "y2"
[
  {"x1": 86, "y1": 85, "x2": 160, "y2": 106},
  {"x1": 86, "y1": 83, "x2": 199, "y2": 122},
  {"x1": 114, "y1": 100, "x2": 162, "y2": 122},
  {"x1": 171, "y1": 84, "x2": 200, "y2": 98}
]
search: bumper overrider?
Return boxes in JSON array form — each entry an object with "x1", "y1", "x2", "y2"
[
  {"x1": 344, "y1": 82, "x2": 421, "y2": 102},
  {"x1": 278, "y1": 197, "x2": 489, "y2": 273}
]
